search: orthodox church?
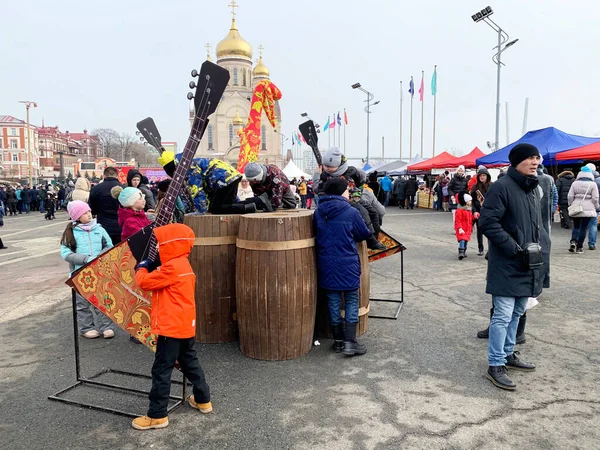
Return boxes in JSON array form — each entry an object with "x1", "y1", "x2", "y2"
[{"x1": 191, "y1": 5, "x2": 283, "y2": 167}]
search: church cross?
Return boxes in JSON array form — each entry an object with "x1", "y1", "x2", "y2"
[
  {"x1": 257, "y1": 44, "x2": 264, "y2": 58},
  {"x1": 228, "y1": 0, "x2": 238, "y2": 17}
]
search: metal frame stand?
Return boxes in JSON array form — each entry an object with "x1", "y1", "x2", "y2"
[
  {"x1": 369, "y1": 249, "x2": 405, "y2": 320},
  {"x1": 48, "y1": 290, "x2": 187, "y2": 418}
]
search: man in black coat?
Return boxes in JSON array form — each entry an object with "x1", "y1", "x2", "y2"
[
  {"x1": 556, "y1": 170, "x2": 575, "y2": 229},
  {"x1": 393, "y1": 176, "x2": 407, "y2": 209},
  {"x1": 89, "y1": 166, "x2": 122, "y2": 245},
  {"x1": 479, "y1": 143, "x2": 550, "y2": 391},
  {"x1": 22, "y1": 187, "x2": 32, "y2": 213},
  {"x1": 405, "y1": 176, "x2": 418, "y2": 209}
]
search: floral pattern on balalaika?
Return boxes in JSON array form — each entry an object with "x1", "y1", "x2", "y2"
[
  {"x1": 67, "y1": 240, "x2": 157, "y2": 351},
  {"x1": 368, "y1": 230, "x2": 406, "y2": 263}
]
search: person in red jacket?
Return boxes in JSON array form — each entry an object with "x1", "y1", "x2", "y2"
[
  {"x1": 454, "y1": 192, "x2": 473, "y2": 260},
  {"x1": 111, "y1": 186, "x2": 153, "y2": 242},
  {"x1": 132, "y1": 223, "x2": 212, "y2": 430}
]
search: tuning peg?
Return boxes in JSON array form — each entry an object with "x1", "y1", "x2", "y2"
[
  {"x1": 191, "y1": 69, "x2": 198, "y2": 77},
  {"x1": 135, "y1": 131, "x2": 140, "y2": 136},
  {"x1": 189, "y1": 81, "x2": 196, "y2": 89},
  {"x1": 139, "y1": 136, "x2": 144, "y2": 141},
  {"x1": 187, "y1": 92, "x2": 194, "y2": 100}
]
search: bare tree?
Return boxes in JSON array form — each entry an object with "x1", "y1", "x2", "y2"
[{"x1": 92, "y1": 128, "x2": 120, "y2": 158}]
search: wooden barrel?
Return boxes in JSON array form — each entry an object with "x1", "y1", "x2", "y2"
[
  {"x1": 236, "y1": 210, "x2": 317, "y2": 360},
  {"x1": 184, "y1": 214, "x2": 240, "y2": 343},
  {"x1": 314, "y1": 241, "x2": 370, "y2": 338}
]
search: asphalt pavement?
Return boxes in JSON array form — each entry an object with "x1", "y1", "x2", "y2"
[{"x1": 1, "y1": 207, "x2": 599, "y2": 450}]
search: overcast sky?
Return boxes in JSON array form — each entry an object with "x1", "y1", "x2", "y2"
[{"x1": 2, "y1": 0, "x2": 599, "y2": 162}]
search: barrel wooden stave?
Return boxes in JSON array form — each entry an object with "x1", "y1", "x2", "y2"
[
  {"x1": 314, "y1": 241, "x2": 370, "y2": 338},
  {"x1": 236, "y1": 211, "x2": 317, "y2": 361},
  {"x1": 185, "y1": 214, "x2": 240, "y2": 343}
]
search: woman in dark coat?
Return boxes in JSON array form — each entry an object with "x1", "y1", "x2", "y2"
[
  {"x1": 6, "y1": 188, "x2": 18, "y2": 215},
  {"x1": 393, "y1": 176, "x2": 407, "y2": 209},
  {"x1": 470, "y1": 167, "x2": 492, "y2": 255},
  {"x1": 405, "y1": 176, "x2": 418, "y2": 209}
]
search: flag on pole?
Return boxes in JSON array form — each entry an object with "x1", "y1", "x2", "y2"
[
  {"x1": 297, "y1": 131, "x2": 303, "y2": 143},
  {"x1": 323, "y1": 116, "x2": 330, "y2": 131},
  {"x1": 337, "y1": 112, "x2": 342, "y2": 126},
  {"x1": 330, "y1": 113, "x2": 336, "y2": 129},
  {"x1": 431, "y1": 66, "x2": 437, "y2": 96},
  {"x1": 299, "y1": 131, "x2": 305, "y2": 143},
  {"x1": 418, "y1": 73, "x2": 424, "y2": 101},
  {"x1": 408, "y1": 77, "x2": 414, "y2": 97},
  {"x1": 344, "y1": 109, "x2": 348, "y2": 125}
]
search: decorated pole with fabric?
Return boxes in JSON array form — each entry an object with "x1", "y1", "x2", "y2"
[
  {"x1": 408, "y1": 77, "x2": 414, "y2": 160},
  {"x1": 343, "y1": 109, "x2": 348, "y2": 153},
  {"x1": 237, "y1": 79, "x2": 282, "y2": 172},
  {"x1": 431, "y1": 66, "x2": 438, "y2": 157},
  {"x1": 418, "y1": 70, "x2": 425, "y2": 158}
]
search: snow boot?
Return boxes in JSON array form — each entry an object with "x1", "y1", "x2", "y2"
[
  {"x1": 330, "y1": 323, "x2": 344, "y2": 353},
  {"x1": 367, "y1": 235, "x2": 386, "y2": 251},
  {"x1": 342, "y1": 323, "x2": 366, "y2": 356},
  {"x1": 458, "y1": 248, "x2": 465, "y2": 260},
  {"x1": 0, "y1": 238, "x2": 7, "y2": 250}
]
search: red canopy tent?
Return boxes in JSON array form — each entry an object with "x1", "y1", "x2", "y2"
[
  {"x1": 555, "y1": 141, "x2": 600, "y2": 161},
  {"x1": 440, "y1": 147, "x2": 485, "y2": 169},
  {"x1": 407, "y1": 151, "x2": 455, "y2": 171}
]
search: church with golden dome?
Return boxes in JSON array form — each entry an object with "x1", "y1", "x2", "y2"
[{"x1": 191, "y1": 1, "x2": 283, "y2": 167}]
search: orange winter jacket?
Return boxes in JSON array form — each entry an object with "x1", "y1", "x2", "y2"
[{"x1": 135, "y1": 223, "x2": 196, "y2": 339}]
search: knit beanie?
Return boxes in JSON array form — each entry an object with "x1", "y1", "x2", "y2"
[
  {"x1": 586, "y1": 163, "x2": 597, "y2": 171},
  {"x1": 323, "y1": 146, "x2": 343, "y2": 168},
  {"x1": 509, "y1": 143, "x2": 540, "y2": 167},
  {"x1": 581, "y1": 166, "x2": 592, "y2": 173},
  {"x1": 457, "y1": 165, "x2": 466, "y2": 173},
  {"x1": 323, "y1": 177, "x2": 348, "y2": 196},
  {"x1": 244, "y1": 163, "x2": 266, "y2": 182},
  {"x1": 67, "y1": 200, "x2": 91, "y2": 222},
  {"x1": 111, "y1": 186, "x2": 143, "y2": 208}
]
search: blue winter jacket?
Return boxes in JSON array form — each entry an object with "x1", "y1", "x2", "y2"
[
  {"x1": 314, "y1": 195, "x2": 371, "y2": 291},
  {"x1": 61, "y1": 221, "x2": 113, "y2": 273},
  {"x1": 380, "y1": 176, "x2": 393, "y2": 193}
]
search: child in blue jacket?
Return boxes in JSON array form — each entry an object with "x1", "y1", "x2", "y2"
[
  {"x1": 61, "y1": 200, "x2": 115, "y2": 339},
  {"x1": 314, "y1": 177, "x2": 371, "y2": 356}
]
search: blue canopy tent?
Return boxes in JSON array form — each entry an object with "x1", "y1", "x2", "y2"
[{"x1": 476, "y1": 127, "x2": 600, "y2": 167}]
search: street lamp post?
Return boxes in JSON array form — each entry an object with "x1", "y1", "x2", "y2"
[
  {"x1": 352, "y1": 83, "x2": 379, "y2": 164},
  {"x1": 18, "y1": 100, "x2": 37, "y2": 186},
  {"x1": 472, "y1": 6, "x2": 518, "y2": 151}
]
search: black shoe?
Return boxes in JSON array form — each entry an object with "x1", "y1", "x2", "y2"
[
  {"x1": 478, "y1": 248, "x2": 484, "y2": 256},
  {"x1": 485, "y1": 252, "x2": 489, "y2": 261},
  {"x1": 487, "y1": 366, "x2": 516, "y2": 390},
  {"x1": 0, "y1": 238, "x2": 7, "y2": 250},
  {"x1": 342, "y1": 323, "x2": 366, "y2": 356},
  {"x1": 330, "y1": 323, "x2": 344, "y2": 353},
  {"x1": 589, "y1": 245, "x2": 596, "y2": 250},
  {"x1": 575, "y1": 247, "x2": 584, "y2": 254},
  {"x1": 506, "y1": 351, "x2": 535, "y2": 371},
  {"x1": 477, "y1": 307, "x2": 494, "y2": 339},
  {"x1": 367, "y1": 235, "x2": 386, "y2": 250},
  {"x1": 515, "y1": 312, "x2": 526, "y2": 345},
  {"x1": 458, "y1": 248, "x2": 465, "y2": 260},
  {"x1": 569, "y1": 240, "x2": 576, "y2": 253}
]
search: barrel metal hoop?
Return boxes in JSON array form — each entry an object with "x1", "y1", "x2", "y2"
[
  {"x1": 236, "y1": 238, "x2": 315, "y2": 251},
  {"x1": 194, "y1": 236, "x2": 237, "y2": 246}
]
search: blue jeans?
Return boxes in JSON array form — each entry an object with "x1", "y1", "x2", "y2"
[
  {"x1": 570, "y1": 217, "x2": 593, "y2": 248},
  {"x1": 488, "y1": 296, "x2": 528, "y2": 366},
  {"x1": 590, "y1": 215, "x2": 598, "y2": 246},
  {"x1": 24, "y1": 203, "x2": 30, "y2": 213},
  {"x1": 383, "y1": 191, "x2": 390, "y2": 207},
  {"x1": 458, "y1": 239, "x2": 468, "y2": 249},
  {"x1": 39, "y1": 199, "x2": 45, "y2": 212},
  {"x1": 326, "y1": 289, "x2": 359, "y2": 325}
]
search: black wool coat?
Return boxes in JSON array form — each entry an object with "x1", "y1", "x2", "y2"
[
  {"x1": 479, "y1": 166, "x2": 550, "y2": 298},
  {"x1": 89, "y1": 177, "x2": 123, "y2": 238}
]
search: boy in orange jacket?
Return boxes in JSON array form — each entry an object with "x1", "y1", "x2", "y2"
[{"x1": 132, "y1": 223, "x2": 212, "y2": 430}]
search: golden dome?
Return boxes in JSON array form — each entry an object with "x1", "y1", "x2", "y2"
[
  {"x1": 233, "y1": 108, "x2": 244, "y2": 125},
  {"x1": 253, "y1": 57, "x2": 270, "y2": 78},
  {"x1": 216, "y1": 18, "x2": 253, "y2": 60}
]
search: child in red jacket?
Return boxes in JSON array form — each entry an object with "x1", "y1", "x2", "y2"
[
  {"x1": 455, "y1": 192, "x2": 473, "y2": 260},
  {"x1": 132, "y1": 223, "x2": 212, "y2": 430},
  {"x1": 111, "y1": 186, "x2": 152, "y2": 241}
]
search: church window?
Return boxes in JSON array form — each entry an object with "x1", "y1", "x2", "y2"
[
  {"x1": 233, "y1": 68, "x2": 238, "y2": 85},
  {"x1": 261, "y1": 126, "x2": 267, "y2": 150},
  {"x1": 229, "y1": 124, "x2": 234, "y2": 147},
  {"x1": 242, "y1": 68, "x2": 247, "y2": 86},
  {"x1": 207, "y1": 125, "x2": 213, "y2": 149}
]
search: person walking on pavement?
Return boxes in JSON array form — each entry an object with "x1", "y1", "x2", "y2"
[
  {"x1": 572, "y1": 163, "x2": 600, "y2": 250},
  {"x1": 405, "y1": 176, "x2": 418, "y2": 210},
  {"x1": 556, "y1": 170, "x2": 575, "y2": 229},
  {"x1": 393, "y1": 176, "x2": 407, "y2": 209},
  {"x1": 567, "y1": 166, "x2": 599, "y2": 254},
  {"x1": 298, "y1": 176, "x2": 308, "y2": 208},
  {"x1": 470, "y1": 167, "x2": 492, "y2": 256},
  {"x1": 448, "y1": 166, "x2": 468, "y2": 226},
  {"x1": 380, "y1": 174, "x2": 393, "y2": 207},
  {"x1": 89, "y1": 167, "x2": 123, "y2": 245},
  {"x1": 479, "y1": 143, "x2": 550, "y2": 390}
]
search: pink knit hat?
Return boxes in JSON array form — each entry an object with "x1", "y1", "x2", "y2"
[{"x1": 67, "y1": 200, "x2": 91, "y2": 221}]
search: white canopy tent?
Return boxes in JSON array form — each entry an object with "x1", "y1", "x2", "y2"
[{"x1": 282, "y1": 160, "x2": 311, "y2": 180}]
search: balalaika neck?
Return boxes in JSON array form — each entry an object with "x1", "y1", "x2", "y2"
[{"x1": 147, "y1": 127, "x2": 202, "y2": 262}]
